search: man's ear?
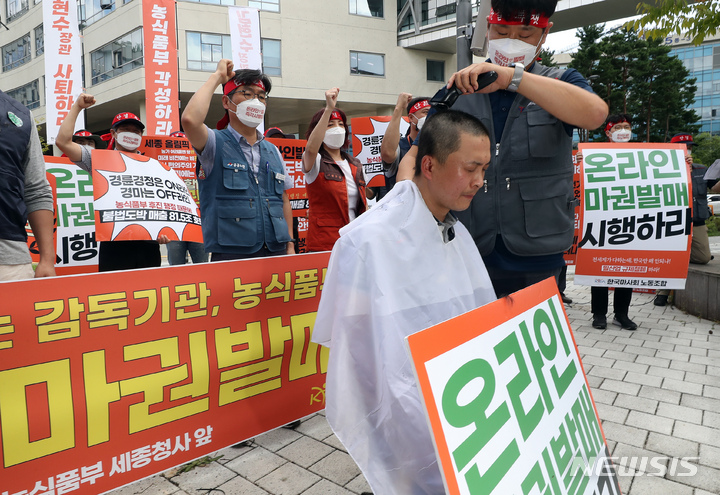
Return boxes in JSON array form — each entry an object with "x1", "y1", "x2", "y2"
[
  {"x1": 421, "y1": 154, "x2": 435, "y2": 181},
  {"x1": 222, "y1": 95, "x2": 231, "y2": 111}
]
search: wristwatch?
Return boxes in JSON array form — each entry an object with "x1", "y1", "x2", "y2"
[{"x1": 507, "y1": 63, "x2": 525, "y2": 92}]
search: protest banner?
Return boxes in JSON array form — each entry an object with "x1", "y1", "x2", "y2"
[
  {"x1": 228, "y1": 6, "x2": 261, "y2": 70},
  {"x1": 267, "y1": 138, "x2": 309, "y2": 253},
  {"x1": 406, "y1": 278, "x2": 621, "y2": 495},
  {"x1": 42, "y1": 0, "x2": 84, "y2": 144},
  {"x1": 563, "y1": 150, "x2": 581, "y2": 265},
  {"x1": 142, "y1": 0, "x2": 180, "y2": 136},
  {"x1": 350, "y1": 116, "x2": 410, "y2": 188},
  {"x1": 140, "y1": 136, "x2": 199, "y2": 207},
  {"x1": 91, "y1": 150, "x2": 202, "y2": 243},
  {"x1": 0, "y1": 252, "x2": 330, "y2": 495},
  {"x1": 575, "y1": 143, "x2": 691, "y2": 290}
]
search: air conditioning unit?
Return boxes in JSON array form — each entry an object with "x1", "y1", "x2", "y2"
[{"x1": 100, "y1": 0, "x2": 113, "y2": 10}]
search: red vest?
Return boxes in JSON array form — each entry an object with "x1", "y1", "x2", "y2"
[{"x1": 306, "y1": 153, "x2": 367, "y2": 252}]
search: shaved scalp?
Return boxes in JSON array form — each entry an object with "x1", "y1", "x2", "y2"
[
  {"x1": 491, "y1": 0, "x2": 558, "y2": 23},
  {"x1": 415, "y1": 110, "x2": 489, "y2": 176}
]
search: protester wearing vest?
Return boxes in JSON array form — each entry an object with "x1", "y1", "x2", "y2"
[
  {"x1": 0, "y1": 91, "x2": 55, "y2": 281},
  {"x1": 590, "y1": 115, "x2": 637, "y2": 330},
  {"x1": 302, "y1": 88, "x2": 367, "y2": 252},
  {"x1": 181, "y1": 60, "x2": 295, "y2": 261},
  {"x1": 55, "y1": 96, "x2": 170, "y2": 272},
  {"x1": 396, "y1": 0, "x2": 608, "y2": 298},
  {"x1": 654, "y1": 132, "x2": 716, "y2": 306},
  {"x1": 378, "y1": 94, "x2": 429, "y2": 200}
]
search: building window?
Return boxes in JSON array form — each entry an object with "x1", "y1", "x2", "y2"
[
  {"x1": 181, "y1": 0, "x2": 234, "y2": 5},
  {"x1": 7, "y1": 79, "x2": 40, "y2": 109},
  {"x1": 90, "y1": 29, "x2": 143, "y2": 85},
  {"x1": 262, "y1": 38, "x2": 281, "y2": 76},
  {"x1": 34, "y1": 24, "x2": 43, "y2": 56},
  {"x1": 186, "y1": 32, "x2": 231, "y2": 71},
  {"x1": 248, "y1": 0, "x2": 279, "y2": 12},
  {"x1": 427, "y1": 59, "x2": 444, "y2": 82},
  {"x1": 350, "y1": 51, "x2": 384, "y2": 77},
  {"x1": 2, "y1": 34, "x2": 31, "y2": 72},
  {"x1": 7, "y1": 0, "x2": 29, "y2": 22},
  {"x1": 79, "y1": 0, "x2": 116, "y2": 29},
  {"x1": 350, "y1": 0, "x2": 383, "y2": 17}
]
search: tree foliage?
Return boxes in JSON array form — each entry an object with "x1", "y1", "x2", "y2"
[
  {"x1": 537, "y1": 47, "x2": 558, "y2": 68},
  {"x1": 694, "y1": 133, "x2": 720, "y2": 167},
  {"x1": 630, "y1": 0, "x2": 720, "y2": 46},
  {"x1": 569, "y1": 26, "x2": 699, "y2": 142}
]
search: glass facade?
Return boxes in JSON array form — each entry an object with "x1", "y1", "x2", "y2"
[
  {"x1": 2, "y1": 34, "x2": 31, "y2": 72},
  {"x1": 248, "y1": 0, "x2": 279, "y2": 12},
  {"x1": 34, "y1": 24, "x2": 43, "y2": 56},
  {"x1": 262, "y1": 38, "x2": 281, "y2": 76},
  {"x1": 90, "y1": 29, "x2": 143, "y2": 85},
  {"x1": 78, "y1": 0, "x2": 116, "y2": 29},
  {"x1": 350, "y1": 51, "x2": 384, "y2": 76},
  {"x1": 670, "y1": 40, "x2": 720, "y2": 135},
  {"x1": 427, "y1": 59, "x2": 444, "y2": 82},
  {"x1": 7, "y1": 0, "x2": 29, "y2": 22},
  {"x1": 7, "y1": 78, "x2": 40, "y2": 109},
  {"x1": 350, "y1": 0, "x2": 383, "y2": 18},
  {"x1": 186, "y1": 32, "x2": 231, "y2": 72},
  {"x1": 397, "y1": 0, "x2": 478, "y2": 32}
]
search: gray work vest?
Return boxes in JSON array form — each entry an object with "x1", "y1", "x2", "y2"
[{"x1": 453, "y1": 63, "x2": 577, "y2": 256}]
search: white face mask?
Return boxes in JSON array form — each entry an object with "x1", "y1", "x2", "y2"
[
  {"x1": 611, "y1": 130, "x2": 632, "y2": 143},
  {"x1": 116, "y1": 131, "x2": 141, "y2": 151},
  {"x1": 233, "y1": 99, "x2": 266, "y2": 128},
  {"x1": 488, "y1": 37, "x2": 541, "y2": 67},
  {"x1": 415, "y1": 116, "x2": 427, "y2": 131},
  {"x1": 323, "y1": 127, "x2": 346, "y2": 149}
]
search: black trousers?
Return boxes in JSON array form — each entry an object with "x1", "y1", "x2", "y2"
[
  {"x1": 98, "y1": 241, "x2": 161, "y2": 272},
  {"x1": 591, "y1": 286, "x2": 632, "y2": 317},
  {"x1": 486, "y1": 266, "x2": 563, "y2": 299}
]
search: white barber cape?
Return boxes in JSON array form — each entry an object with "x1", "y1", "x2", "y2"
[{"x1": 312, "y1": 180, "x2": 496, "y2": 494}]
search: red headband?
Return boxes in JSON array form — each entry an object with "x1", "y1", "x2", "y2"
[
  {"x1": 409, "y1": 100, "x2": 430, "y2": 115},
  {"x1": 330, "y1": 110, "x2": 342, "y2": 121},
  {"x1": 670, "y1": 133, "x2": 693, "y2": 144},
  {"x1": 487, "y1": 8, "x2": 550, "y2": 28},
  {"x1": 223, "y1": 78, "x2": 266, "y2": 96},
  {"x1": 605, "y1": 117, "x2": 629, "y2": 133}
]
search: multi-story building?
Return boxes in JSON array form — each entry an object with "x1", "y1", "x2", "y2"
[
  {"x1": 3, "y1": 0, "x2": 700, "y2": 148},
  {"x1": 665, "y1": 32, "x2": 720, "y2": 136}
]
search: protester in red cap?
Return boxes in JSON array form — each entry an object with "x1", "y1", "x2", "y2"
[
  {"x1": 301, "y1": 88, "x2": 367, "y2": 252},
  {"x1": 396, "y1": 0, "x2": 608, "y2": 299},
  {"x1": 589, "y1": 114, "x2": 637, "y2": 330},
  {"x1": 55, "y1": 93, "x2": 169, "y2": 272},
  {"x1": 655, "y1": 132, "x2": 718, "y2": 306},
  {"x1": 181, "y1": 59, "x2": 295, "y2": 262},
  {"x1": 72, "y1": 129, "x2": 106, "y2": 149},
  {"x1": 378, "y1": 93, "x2": 429, "y2": 200}
]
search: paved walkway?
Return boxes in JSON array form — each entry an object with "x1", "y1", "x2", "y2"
[{"x1": 111, "y1": 275, "x2": 720, "y2": 495}]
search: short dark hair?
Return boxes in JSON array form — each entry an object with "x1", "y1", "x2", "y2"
[
  {"x1": 406, "y1": 97, "x2": 430, "y2": 115},
  {"x1": 415, "y1": 110, "x2": 490, "y2": 176},
  {"x1": 229, "y1": 68, "x2": 272, "y2": 95},
  {"x1": 491, "y1": 0, "x2": 558, "y2": 23},
  {"x1": 606, "y1": 113, "x2": 632, "y2": 127}
]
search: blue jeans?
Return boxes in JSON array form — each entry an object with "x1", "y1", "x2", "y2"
[{"x1": 167, "y1": 241, "x2": 208, "y2": 265}]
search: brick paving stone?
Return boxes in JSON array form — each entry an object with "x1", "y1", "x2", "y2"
[
  {"x1": 586, "y1": 374, "x2": 604, "y2": 388},
  {"x1": 345, "y1": 473, "x2": 372, "y2": 494},
  {"x1": 663, "y1": 378, "x2": 703, "y2": 395},
  {"x1": 706, "y1": 365, "x2": 720, "y2": 377},
  {"x1": 309, "y1": 450, "x2": 362, "y2": 487},
  {"x1": 689, "y1": 355, "x2": 720, "y2": 367},
  {"x1": 674, "y1": 345, "x2": 709, "y2": 357},
  {"x1": 224, "y1": 447, "x2": 286, "y2": 482},
  {"x1": 580, "y1": 346, "x2": 607, "y2": 357},
  {"x1": 680, "y1": 393, "x2": 720, "y2": 412},
  {"x1": 321, "y1": 432, "x2": 347, "y2": 452},
  {"x1": 216, "y1": 475, "x2": 270, "y2": 495},
  {"x1": 642, "y1": 341, "x2": 676, "y2": 352},
  {"x1": 296, "y1": 414, "x2": 335, "y2": 441},
  {"x1": 655, "y1": 350, "x2": 693, "y2": 362},
  {"x1": 647, "y1": 366, "x2": 686, "y2": 381},
  {"x1": 254, "y1": 427, "x2": 304, "y2": 452},
  {"x1": 669, "y1": 361, "x2": 707, "y2": 374},
  {"x1": 673, "y1": 421, "x2": 720, "y2": 446},
  {"x1": 596, "y1": 341, "x2": 629, "y2": 353},
  {"x1": 682, "y1": 371, "x2": 718, "y2": 387},
  {"x1": 645, "y1": 432, "x2": 699, "y2": 459},
  {"x1": 171, "y1": 462, "x2": 237, "y2": 495},
  {"x1": 703, "y1": 411, "x2": 720, "y2": 430},
  {"x1": 699, "y1": 444, "x2": 720, "y2": 469},
  {"x1": 625, "y1": 410, "x2": 674, "y2": 435},
  {"x1": 595, "y1": 402, "x2": 630, "y2": 424},
  {"x1": 622, "y1": 344, "x2": 657, "y2": 357},
  {"x1": 255, "y1": 461, "x2": 321, "y2": 495},
  {"x1": 628, "y1": 475, "x2": 694, "y2": 495},
  {"x1": 623, "y1": 371, "x2": 664, "y2": 388},
  {"x1": 656, "y1": 402, "x2": 703, "y2": 424},
  {"x1": 601, "y1": 421, "x2": 648, "y2": 448},
  {"x1": 588, "y1": 365, "x2": 627, "y2": 381},
  {"x1": 612, "y1": 360, "x2": 650, "y2": 374},
  {"x1": 600, "y1": 378, "x2": 642, "y2": 396},
  {"x1": 589, "y1": 388, "x2": 618, "y2": 405},
  {"x1": 603, "y1": 350, "x2": 638, "y2": 363},
  {"x1": 582, "y1": 355, "x2": 617, "y2": 368},
  {"x1": 109, "y1": 476, "x2": 184, "y2": 494},
  {"x1": 666, "y1": 464, "x2": 720, "y2": 494},
  {"x1": 638, "y1": 385, "x2": 681, "y2": 405},
  {"x1": 277, "y1": 436, "x2": 334, "y2": 468},
  {"x1": 703, "y1": 385, "x2": 720, "y2": 400},
  {"x1": 301, "y1": 479, "x2": 354, "y2": 495},
  {"x1": 614, "y1": 393, "x2": 658, "y2": 414},
  {"x1": 611, "y1": 442, "x2": 669, "y2": 473},
  {"x1": 635, "y1": 355, "x2": 671, "y2": 368},
  {"x1": 660, "y1": 336, "x2": 693, "y2": 346}
]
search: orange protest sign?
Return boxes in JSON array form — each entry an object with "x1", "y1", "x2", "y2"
[
  {"x1": 91, "y1": 150, "x2": 203, "y2": 243},
  {"x1": 406, "y1": 278, "x2": 620, "y2": 495},
  {"x1": 563, "y1": 150, "x2": 582, "y2": 265},
  {"x1": 0, "y1": 253, "x2": 330, "y2": 495},
  {"x1": 351, "y1": 116, "x2": 410, "y2": 189},
  {"x1": 575, "y1": 143, "x2": 691, "y2": 290}
]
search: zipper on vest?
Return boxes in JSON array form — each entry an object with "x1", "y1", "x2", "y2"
[
  {"x1": 506, "y1": 178, "x2": 511, "y2": 190},
  {"x1": 483, "y1": 179, "x2": 488, "y2": 193},
  {"x1": 495, "y1": 143, "x2": 500, "y2": 156}
]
